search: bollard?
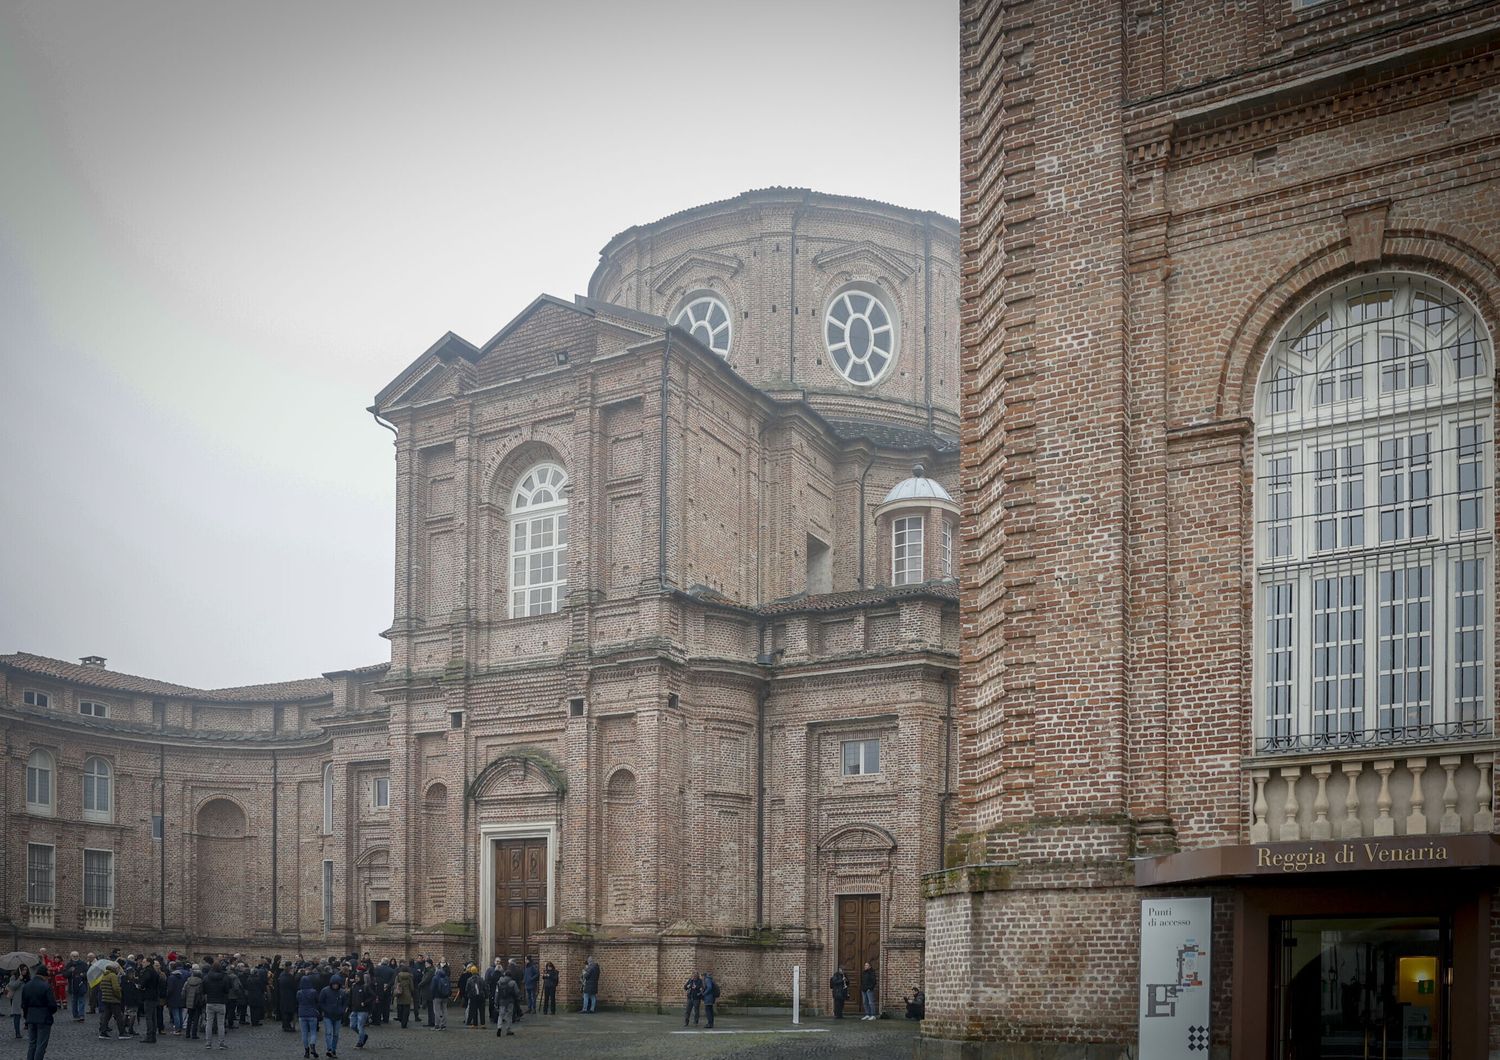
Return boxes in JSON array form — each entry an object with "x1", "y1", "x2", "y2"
[{"x1": 792, "y1": 965, "x2": 800, "y2": 1024}]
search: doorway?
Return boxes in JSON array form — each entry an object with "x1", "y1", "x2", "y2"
[
  {"x1": 837, "y1": 894, "x2": 881, "y2": 985},
  {"x1": 1271, "y1": 915, "x2": 1446, "y2": 1060},
  {"x1": 493, "y1": 838, "x2": 547, "y2": 962}
]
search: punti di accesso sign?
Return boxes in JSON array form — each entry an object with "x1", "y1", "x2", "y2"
[{"x1": 1138, "y1": 897, "x2": 1211, "y2": 1057}]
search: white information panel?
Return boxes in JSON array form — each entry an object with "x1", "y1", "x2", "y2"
[{"x1": 1138, "y1": 897, "x2": 1211, "y2": 1057}]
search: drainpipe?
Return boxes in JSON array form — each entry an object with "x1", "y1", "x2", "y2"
[
  {"x1": 922, "y1": 215, "x2": 934, "y2": 432},
  {"x1": 856, "y1": 452, "x2": 877, "y2": 588},
  {"x1": 938, "y1": 672, "x2": 954, "y2": 871},
  {"x1": 271, "y1": 750, "x2": 279, "y2": 935},
  {"x1": 159, "y1": 743, "x2": 166, "y2": 931},
  {"x1": 755, "y1": 678, "x2": 770, "y2": 928},
  {"x1": 658, "y1": 331, "x2": 672, "y2": 591}
]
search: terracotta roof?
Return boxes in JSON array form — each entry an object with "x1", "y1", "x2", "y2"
[
  {"x1": 0, "y1": 652, "x2": 378, "y2": 703},
  {"x1": 0, "y1": 702, "x2": 340, "y2": 745},
  {"x1": 825, "y1": 419, "x2": 960, "y2": 453}
]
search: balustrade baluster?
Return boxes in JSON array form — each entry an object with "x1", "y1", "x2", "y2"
[
  {"x1": 1250, "y1": 769, "x2": 1271, "y2": 843},
  {"x1": 1309, "y1": 764, "x2": 1332, "y2": 840},
  {"x1": 1280, "y1": 765, "x2": 1303, "y2": 841},
  {"x1": 1339, "y1": 762, "x2": 1364, "y2": 838},
  {"x1": 1406, "y1": 757, "x2": 1429, "y2": 835},
  {"x1": 1373, "y1": 760, "x2": 1396, "y2": 837},
  {"x1": 1439, "y1": 756, "x2": 1462, "y2": 834}
]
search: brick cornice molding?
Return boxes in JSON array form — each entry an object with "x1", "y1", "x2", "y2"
[{"x1": 650, "y1": 249, "x2": 744, "y2": 296}]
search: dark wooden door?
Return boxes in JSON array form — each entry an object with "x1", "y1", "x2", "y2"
[
  {"x1": 837, "y1": 894, "x2": 881, "y2": 980},
  {"x1": 494, "y1": 839, "x2": 547, "y2": 961}
]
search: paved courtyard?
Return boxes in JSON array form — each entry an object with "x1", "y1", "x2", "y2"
[{"x1": 22, "y1": 1009, "x2": 919, "y2": 1059}]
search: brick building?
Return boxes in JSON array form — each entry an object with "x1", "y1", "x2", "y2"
[
  {"x1": 924, "y1": 3, "x2": 1500, "y2": 1059},
  {"x1": 3, "y1": 189, "x2": 961, "y2": 1011}
]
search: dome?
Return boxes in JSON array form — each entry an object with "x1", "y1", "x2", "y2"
[{"x1": 878, "y1": 464, "x2": 956, "y2": 509}]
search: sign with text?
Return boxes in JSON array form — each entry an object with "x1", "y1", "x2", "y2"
[{"x1": 1138, "y1": 897, "x2": 1211, "y2": 1057}]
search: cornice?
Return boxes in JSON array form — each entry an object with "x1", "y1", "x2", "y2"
[
  {"x1": 811, "y1": 240, "x2": 918, "y2": 282},
  {"x1": 0, "y1": 705, "x2": 338, "y2": 752}
]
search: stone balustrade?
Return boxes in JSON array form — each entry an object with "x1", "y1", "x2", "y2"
[
  {"x1": 1249, "y1": 747, "x2": 1496, "y2": 843},
  {"x1": 83, "y1": 906, "x2": 113, "y2": 932},
  {"x1": 26, "y1": 903, "x2": 53, "y2": 929}
]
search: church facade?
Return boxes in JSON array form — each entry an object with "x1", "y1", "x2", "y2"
[
  {"x1": 925, "y1": 2, "x2": 1500, "y2": 1058},
  {"x1": 3, "y1": 189, "x2": 961, "y2": 1010}
]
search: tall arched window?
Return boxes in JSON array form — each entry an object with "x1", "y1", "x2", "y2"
[
  {"x1": 1255, "y1": 273, "x2": 1493, "y2": 751},
  {"x1": 510, "y1": 463, "x2": 570, "y2": 617},
  {"x1": 25, "y1": 749, "x2": 54, "y2": 815},
  {"x1": 82, "y1": 756, "x2": 112, "y2": 822},
  {"x1": 322, "y1": 763, "x2": 335, "y2": 834}
]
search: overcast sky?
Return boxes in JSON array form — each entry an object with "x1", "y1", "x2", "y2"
[{"x1": 0, "y1": 0, "x2": 959, "y2": 688}]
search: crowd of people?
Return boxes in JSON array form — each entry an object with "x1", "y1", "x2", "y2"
[
  {"x1": 3, "y1": 944, "x2": 914, "y2": 1060},
  {"x1": 0, "y1": 948, "x2": 598, "y2": 1060}
]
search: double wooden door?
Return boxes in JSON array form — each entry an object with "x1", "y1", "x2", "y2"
[
  {"x1": 494, "y1": 838, "x2": 546, "y2": 961},
  {"x1": 837, "y1": 894, "x2": 881, "y2": 980}
]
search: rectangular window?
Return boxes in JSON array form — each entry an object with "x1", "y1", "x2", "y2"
[
  {"x1": 449, "y1": 710, "x2": 465, "y2": 730},
  {"x1": 22, "y1": 690, "x2": 49, "y2": 708},
  {"x1": 1314, "y1": 444, "x2": 1364, "y2": 551},
  {"x1": 1316, "y1": 341, "x2": 1363, "y2": 405},
  {"x1": 511, "y1": 512, "x2": 569, "y2": 617},
  {"x1": 322, "y1": 766, "x2": 334, "y2": 834},
  {"x1": 1455, "y1": 328, "x2": 1484, "y2": 379},
  {"x1": 1268, "y1": 369, "x2": 1295, "y2": 414},
  {"x1": 1378, "y1": 336, "x2": 1429, "y2": 393},
  {"x1": 1413, "y1": 293, "x2": 1454, "y2": 329},
  {"x1": 1453, "y1": 558, "x2": 1486, "y2": 726},
  {"x1": 373, "y1": 777, "x2": 390, "y2": 810},
  {"x1": 322, "y1": 860, "x2": 334, "y2": 936},
  {"x1": 1377, "y1": 566, "x2": 1433, "y2": 735},
  {"x1": 1312, "y1": 574, "x2": 1363, "y2": 741},
  {"x1": 78, "y1": 700, "x2": 108, "y2": 718},
  {"x1": 892, "y1": 516, "x2": 924, "y2": 585},
  {"x1": 151, "y1": 815, "x2": 163, "y2": 841},
  {"x1": 942, "y1": 519, "x2": 954, "y2": 579},
  {"x1": 841, "y1": 738, "x2": 880, "y2": 776},
  {"x1": 1264, "y1": 583, "x2": 1295, "y2": 747},
  {"x1": 1266, "y1": 456, "x2": 1293, "y2": 559},
  {"x1": 1458, "y1": 424, "x2": 1486, "y2": 534},
  {"x1": 25, "y1": 756, "x2": 51, "y2": 810},
  {"x1": 1377, "y1": 433, "x2": 1431, "y2": 543},
  {"x1": 83, "y1": 850, "x2": 114, "y2": 908},
  {"x1": 372, "y1": 900, "x2": 390, "y2": 925},
  {"x1": 26, "y1": 844, "x2": 54, "y2": 905}
]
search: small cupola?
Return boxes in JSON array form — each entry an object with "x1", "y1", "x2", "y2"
[
  {"x1": 80, "y1": 655, "x2": 107, "y2": 668},
  {"x1": 873, "y1": 465, "x2": 959, "y2": 586}
]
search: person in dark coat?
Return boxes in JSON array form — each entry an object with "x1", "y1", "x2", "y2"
[
  {"x1": 165, "y1": 963, "x2": 186, "y2": 1035},
  {"x1": 859, "y1": 962, "x2": 878, "y2": 1020},
  {"x1": 317, "y1": 975, "x2": 347, "y2": 1059},
  {"x1": 278, "y1": 967, "x2": 298, "y2": 1032},
  {"x1": 296, "y1": 975, "x2": 320, "y2": 1058},
  {"x1": 540, "y1": 962, "x2": 558, "y2": 1016},
  {"x1": 21, "y1": 968, "x2": 58, "y2": 1060},
  {"x1": 580, "y1": 957, "x2": 600, "y2": 1014},
  {"x1": 522, "y1": 958, "x2": 539, "y2": 1014},
  {"x1": 829, "y1": 966, "x2": 849, "y2": 1020},
  {"x1": 138, "y1": 958, "x2": 162, "y2": 1042},
  {"x1": 701, "y1": 972, "x2": 720, "y2": 1029},
  {"x1": 248, "y1": 962, "x2": 268, "y2": 1026},
  {"x1": 415, "y1": 963, "x2": 433, "y2": 1027},
  {"x1": 683, "y1": 972, "x2": 703, "y2": 1026},
  {"x1": 505, "y1": 960, "x2": 523, "y2": 1024}
]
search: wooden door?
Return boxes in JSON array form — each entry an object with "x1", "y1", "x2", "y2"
[
  {"x1": 494, "y1": 838, "x2": 547, "y2": 961},
  {"x1": 837, "y1": 894, "x2": 881, "y2": 981}
]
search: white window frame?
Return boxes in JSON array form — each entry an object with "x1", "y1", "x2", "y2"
[
  {"x1": 942, "y1": 518, "x2": 955, "y2": 579},
  {"x1": 82, "y1": 756, "x2": 113, "y2": 822},
  {"x1": 322, "y1": 763, "x2": 335, "y2": 834},
  {"x1": 893, "y1": 515, "x2": 924, "y2": 585},
  {"x1": 78, "y1": 699, "x2": 109, "y2": 719},
  {"x1": 25, "y1": 748, "x2": 55, "y2": 816},
  {"x1": 26, "y1": 843, "x2": 55, "y2": 905},
  {"x1": 373, "y1": 776, "x2": 390, "y2": 810},
  {"x1": 1254, "y1": 274, "x2": 1494, "y2": 752},
  {"x1": 509, "y1": 463, "x2": 570, "y2": 618},
  {"x1": 83, "y1": 848, "x2": 114, "y2": 910},
  {"x1": 673, "y1": 293, "x2": 733, "y2": 357},
  {"x1": 22, "y1": 689, "x2": 49, "y2": 708},
  {"x1": 825, "y1": 285, "x2": 898, "y2": 386},
  {"x1": 841, "y1": 738, "x2": 881, "y2": 776}
]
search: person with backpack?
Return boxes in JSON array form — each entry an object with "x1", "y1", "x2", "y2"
[
  {"x1": 182, "y1": 966, "x2": 204, "y2": 1041},
  {"x1": 463, "y1": 966, "x2": 485, "y2": 1028},
  {"x1": 392, "y1": 966, "x2": 413, "y2": 1029},
  {"x1": 701, "y1": 971, "x2": 720, "y2": 1030},
  {"x1": 428, "y1": 965, "x2": 449, "y2": 1030},
  {"x1": 491, "y1": 973, "x2": 519, "y2": 1037}
]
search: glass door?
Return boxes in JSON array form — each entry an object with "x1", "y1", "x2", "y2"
[{"x1": 1272, "y1": 915, "x2": 1446, "y2": 1060}]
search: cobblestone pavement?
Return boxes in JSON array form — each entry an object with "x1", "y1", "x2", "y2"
[{"x1": 19, "y1": 1010, "x2": 918, "y2": 1059}]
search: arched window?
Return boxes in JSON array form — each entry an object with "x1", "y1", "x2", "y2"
[
  {"x1": 25, "y1": 749, "x2": 54, "y2": 815},
  {"x1": 1255, "y1": 273, "x2": 1493, "y2": 751},
  {"x1": 82, "y1": 756, "x2": 112, "y2": 821},
  {"x1": 322, "y1": 763, "x2": 335, "y2": 834},
  {"x1": 510, "y1": 463, "x2": 570, "y2": 617},
  {"x1": 673, "y1": 294, "x2": 732, "y2": 357}
]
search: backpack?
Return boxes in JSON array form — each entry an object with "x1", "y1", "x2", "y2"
[{"x1": 466, "y1": 976, "x2": 485, "y2": 1000}]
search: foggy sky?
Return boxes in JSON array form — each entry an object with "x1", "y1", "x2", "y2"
[{"x1": 0, "y1": 0, "x2": 959, "y2": 688}]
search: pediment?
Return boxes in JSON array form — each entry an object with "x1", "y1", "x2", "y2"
[
  {"x1": 467, "y1": 747, "x2": 568, "y2": 801},
  {"x1": 817, "y1": 823, "x2": 898, "y2": 854},
  {"x1": 812, "y1": 241, "x2": 916, "y2": 282},
  {"x1": 652, "y1": 250, "x2": 744, "y2": 295}
]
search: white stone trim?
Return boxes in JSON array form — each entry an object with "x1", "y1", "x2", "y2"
[{"x1": 477, "y1": 821, "x2": 557, "y2": 970}]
